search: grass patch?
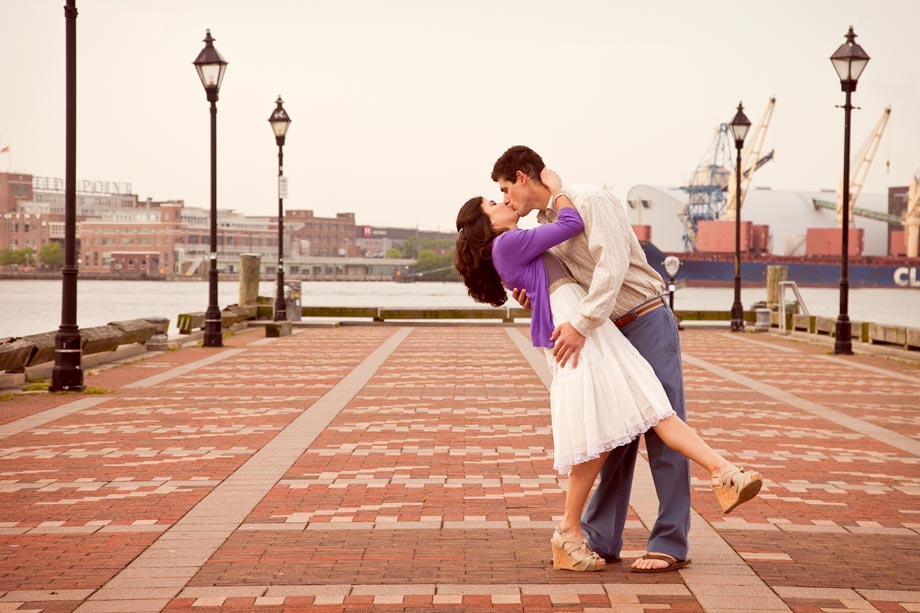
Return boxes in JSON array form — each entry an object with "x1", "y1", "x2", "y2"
[
  {"x1": 83, "y1": 386, "x2": 109, "y2": 394},
  {"x1": 0, "y1": 393, "x2": 17, "y2": 402},
  {"x1": 22, "y1": 381, "x2": 50, "y2": 392}
]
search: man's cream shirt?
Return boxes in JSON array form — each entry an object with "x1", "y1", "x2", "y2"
[{"x1": 538, "y1": 184, "x2": 666, "y2": 337}]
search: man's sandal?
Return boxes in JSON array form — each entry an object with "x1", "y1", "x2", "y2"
[
  {"x1": 550, "y1": 528, "x2": 605, "y2": 572},
  {"x1": 630, "y1": 552, "x2": 691, "y2": 573},
  {"x1": 712, "y1": 464, "x2": 763, "y2": 514}
]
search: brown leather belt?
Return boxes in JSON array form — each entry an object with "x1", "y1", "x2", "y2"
[{"x1": 613, "y1": 297, "x2": 666, "y2": 329}]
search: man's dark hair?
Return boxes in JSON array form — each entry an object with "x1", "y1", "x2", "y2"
[{"x1": 491, "y1": 145, "x2": 545, "y2": 184}]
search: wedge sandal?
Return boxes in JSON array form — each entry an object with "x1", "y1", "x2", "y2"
[
  {"x1": 712, "y1": 464, "x2": 763, "y2": 513},
  {"x1": 550, "y1": 528, "x2": 605, "y2": 572}
]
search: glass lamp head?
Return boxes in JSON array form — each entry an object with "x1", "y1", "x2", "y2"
[
  {"x1": 269, "y1": 96, "x2": 292, "y2": 145},
  {"x1": 193, "y1": 29, "x2": 228, "y2": 97},
  {"x1": 729, "y1": 102, "x2": 751, "y2": 147},
  {"x1": 831, "y1": 26, "x2": 869, "y2": 92}
]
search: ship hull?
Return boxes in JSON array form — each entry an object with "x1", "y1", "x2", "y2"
[{"x1": 642, "y1": 243, "x2": 920, "y2": 289}]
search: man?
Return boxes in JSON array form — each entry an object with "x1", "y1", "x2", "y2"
[{"x1": 492, "y1": 145, "x2": 691, "y2": 572}]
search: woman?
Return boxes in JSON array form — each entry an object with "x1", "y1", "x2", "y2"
[{"x1": 454, "y1": 176, "x2": 762, "y2": 573}]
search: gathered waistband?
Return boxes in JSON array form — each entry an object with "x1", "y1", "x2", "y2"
[{"x1": 548, "y1": 278, "x2": 578, "y2": 294}]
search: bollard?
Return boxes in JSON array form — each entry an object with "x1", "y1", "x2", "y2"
[
  {"x1": 285, "y1": 281, "x2": 302, "y2": 321},
  {"x1": 145, "y1": 316, "x2": 170, "y2": 351},
  {"x1": 754, "y1": 308, "x2": 772, "y2": 332},
  {"x1": 239, "y1": 254, "x2": 262, "y2": 307},
  {"x1": 766, "y1": 266, "x2": 788, "y2": 309}
]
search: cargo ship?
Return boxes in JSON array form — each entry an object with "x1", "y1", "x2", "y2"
[
  {"x1": 640, "y1": 241, "x2": 920, "y2": 289},
  {"x1": 627, "y1": 180, "x2": 920, "y2": 290},
  {"x1": 627, "y1": 102, "x2": 920, "y2": 289}
]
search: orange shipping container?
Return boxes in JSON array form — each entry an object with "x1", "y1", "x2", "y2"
[
  {"x1": 696, "y1": 220, "x2": 752, "y2": 254},
  {"x1": 890, "y1": 230, "x2": 906, "y2": 257},
  {"x1": 751, "y1": 224, "x2": 769, "y2": 254},
  {"x1": 631, "y1": 224, "x2": 652, "y2": 242},
  {"x1": 805, "y1": 228, "x2": 864, "y2": 257}
]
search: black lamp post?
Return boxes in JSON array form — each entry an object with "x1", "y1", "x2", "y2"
[
  {"x1": 193, "y1": 30, "x2": 228, "y2": 348},
  {"x1": 268, "y1": 96, "x2": 292, "y2": 321},
  {"x1": 729, "y1": 102, "x2": 751, "y2": 333},
  {"x1": 830, "y1": 26, "x2": 870, "y2": 355},
  {"x1": 50, "y1": 0, "x2": 84, "y2": 391}
]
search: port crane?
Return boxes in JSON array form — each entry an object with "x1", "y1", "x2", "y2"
[
  {"x1": 679, "y1": 98, "x2": 776, "y2": 250},
  {"x1": 811, "y1": 107, "x2": 893, "y2": 224},
  {"x1": 677, "y1": 123, "x2": 733, "y2": 250},
  {"x1": 906, "y1": 169, "x2": 920, "y2": 257},
  {"x1": 723, "y1": 97, "x2": 776, "y2": 222}
]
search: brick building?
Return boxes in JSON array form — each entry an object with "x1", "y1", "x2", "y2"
[
  {"x1": 0, "y1": 173, "x2": 33, "y2": 214},
  {"x1": 1, "y1": 172, "x2": 142, "y2": 266},
  {"x1": 0, "y1": 173, "x2": 47, "y2": 260},
  {"x1": 355, "y1": 224, "x2": 456, "y2": 257},
  {"x1": 286, "y1": 210, "x2": 360, "y2": 257},
  {"x1": 1, "y1": 171, "x2": 434, "y2": 277},
  {"x1": 79, "y1": 201, "x2": 187, "y2": 274}
]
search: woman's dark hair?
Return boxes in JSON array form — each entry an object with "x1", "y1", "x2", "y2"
[{"x1": 454, "y1": 196, "x2": 507, "y2": 307}]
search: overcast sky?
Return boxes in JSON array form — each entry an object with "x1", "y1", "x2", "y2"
[{"x1": 1, "y1": 1, "x2": 917, "y2": 232}]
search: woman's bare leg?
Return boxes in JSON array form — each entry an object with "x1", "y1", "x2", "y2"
[
  {"x1": 651, "y1": 415, "x2": 727, "y2": 473},
  {"x1": 553, "y1": 453, "x2": 610, "y2": 571},
  {"x1": 559, "y1": 453, "x2": 609, "y2": 538}
]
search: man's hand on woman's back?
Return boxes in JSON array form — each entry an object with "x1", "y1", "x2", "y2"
[{"x1": 551, "y1": 322, "x2": 585, "y2": 369}]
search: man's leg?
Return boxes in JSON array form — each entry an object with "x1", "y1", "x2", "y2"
[
  {"x1": 622, "y1": 307, "x2": 691, "y2": 563},
  {"x1": 580, "y1": 436, "x2": 639, "y2": 561}
]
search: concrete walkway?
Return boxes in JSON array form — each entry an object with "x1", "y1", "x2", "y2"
[{"x1": 0, "y1": 325, "x2": 918, "y2": 612}]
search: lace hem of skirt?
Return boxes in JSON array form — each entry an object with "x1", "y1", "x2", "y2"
[{"x1": 553, "y1": 409, "x2": 676, "y2": 475}]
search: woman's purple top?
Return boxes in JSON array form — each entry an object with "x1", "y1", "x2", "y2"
[{"x1": 492, "y1": 208, "x2": 585, "y2": 348}]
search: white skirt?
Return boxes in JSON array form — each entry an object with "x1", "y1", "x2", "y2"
[{"x1": 545, "y1": 283, "x2": 675, "y2": 475}]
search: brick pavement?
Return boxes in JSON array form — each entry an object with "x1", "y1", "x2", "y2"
[{"x1": 0, "y1": 325, "x2": 917, "y2": 612}]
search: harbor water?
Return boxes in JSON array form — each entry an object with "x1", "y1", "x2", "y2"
[{"x1": 0, "y1": 279, "x2": 917, "y2": 339}]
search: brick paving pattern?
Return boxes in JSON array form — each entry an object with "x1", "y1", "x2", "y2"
[{"x1": 0, "y1": 325, "x2": 917, "y2": 612}]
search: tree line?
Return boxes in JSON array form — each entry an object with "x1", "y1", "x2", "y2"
[
  {"x1": 0, "y1": 243, "x2": 64, "y2": 268},
  {"x1": 385, "y1": 238, "x2": 459, "y2": 282}
]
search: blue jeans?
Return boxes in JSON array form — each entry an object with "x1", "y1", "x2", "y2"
[{"x1": 580, "y1": 305, "x2": 691, "y2": 561}]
